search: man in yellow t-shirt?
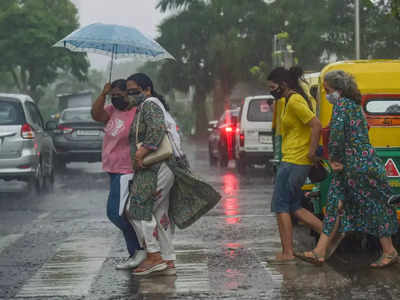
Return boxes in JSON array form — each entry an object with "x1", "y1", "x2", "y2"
[
  {"x1": 267, "y1": 67, "x2": 322, "y2": 264},
  {"x1": 281, "y1": 94, "x2": 316, "y2": 165}
]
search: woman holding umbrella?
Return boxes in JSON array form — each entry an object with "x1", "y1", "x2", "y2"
[{"x1": 91, "y1": 79, "x2": 146, "y2": 270}]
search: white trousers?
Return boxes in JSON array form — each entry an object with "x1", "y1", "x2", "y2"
[{"x1": 130, "y1": 163, "x2": 176, "y2": 261}]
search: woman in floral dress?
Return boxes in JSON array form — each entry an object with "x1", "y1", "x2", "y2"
[
  {"x1": 124, "y1": 73, "x2": 221, "y2": 276},
  {"x1": 296, "y1": 70, "x2": 398, "y2": 268},
  {"x1": 124, "y1": 73, "x2": 177, "y2": 276}
]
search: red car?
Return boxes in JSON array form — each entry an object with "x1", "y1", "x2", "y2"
[{"x1": 208, "y1": 108, "x2": 239, "y2": 167}]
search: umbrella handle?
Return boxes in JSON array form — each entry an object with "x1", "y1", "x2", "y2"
[{"x1": 109, "y1": 44, "x2": 115, "y2": 82}]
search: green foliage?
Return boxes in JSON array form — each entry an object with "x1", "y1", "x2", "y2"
[
  {"x1": 0, "y1": 0, "x2": 89, "y2": 102},
  {"x1": 250, "y1": 62, "x2": 269, "y2": 84},
  {"x1": 157, "y1": 0, "x2": 201, "y2": 12},
  {"x1": 393, "y1": 0, "x2": 400, "y2": 19},
  {"x1": 156, "y1": 0, "x2": 400, "y2": 135}
]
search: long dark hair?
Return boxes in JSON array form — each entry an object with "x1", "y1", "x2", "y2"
[
  {"x1": 111, "y1": 79, "x2": 126, "y2": 91},
  {"x1": 267, "y1": 66, "x2": 313, "y2": 112},
  {"x1": 126, "y1": 73, "x2": 169, "y2": 111}
]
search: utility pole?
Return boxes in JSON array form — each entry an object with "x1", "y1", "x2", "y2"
[{"x1": 355, "y1": 0, "x2": 360, "y2": 59}]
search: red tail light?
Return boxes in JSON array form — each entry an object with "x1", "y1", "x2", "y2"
[
  {"x1": 225, "y1": 127, "x2": 233, "y2": 133},
  {"x1": 58, "y1": 124, "x2": 73, "y2": 134},
  {"x1": 21, "y1": 123, "x2": 35, "y2": 139},
  {"x1": 240, "y1": 132, "x2": 244, "y2": 147}
]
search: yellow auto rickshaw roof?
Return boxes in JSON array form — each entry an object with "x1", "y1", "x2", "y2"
[{"x1": 320, "y1": 60, "x2": 400, "y2": 94}]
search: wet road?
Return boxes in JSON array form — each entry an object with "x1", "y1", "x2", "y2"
[{"x1": 0, "y1": 141, "x2": 399, "y2": 300}]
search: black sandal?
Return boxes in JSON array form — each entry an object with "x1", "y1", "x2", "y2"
[
  {"x1": 371, "y1": 251, "x2": 398, "y2": 268},
  {"x1": 295, "y1": 250, "x2": 324, "y2": 266}
]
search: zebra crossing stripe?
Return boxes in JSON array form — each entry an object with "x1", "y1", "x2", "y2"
[
  {"x1": 0, "y1": 213, "x2": 49, "y2": 255},
  {"x1": 138, "y1": 249, "x2": 210, "y2": 295},
  {"x1": 0, "y1": 234, "x2": 23, "y2": 255},
  {"x1": 16, "y1": 235, "x2": 112, "y2": 298}
]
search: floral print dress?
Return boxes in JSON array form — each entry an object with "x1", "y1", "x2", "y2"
[
  {"x1": 323, "y1": 97, "x2": 398, "y2": 238},
  {"x1": 126, "y1": 100, "x2": 168, "y2": 221}
]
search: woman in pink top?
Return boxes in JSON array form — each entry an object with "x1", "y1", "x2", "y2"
[{"x1": 91, "y1": 79, "x2": 145, "y2": 270}]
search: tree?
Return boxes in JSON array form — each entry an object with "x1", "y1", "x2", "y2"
[
  {"x1": 156, "y1": 0, "x2": 400, "y2": 131},
  {"x1": 157, "y1": 1, "x2": 214, "y2": 137},
  {"x1": 157, "y1": 0, "x2": 200, "y2": 11},
  {"x1": 0, "y1": 0, "x2": 89, "y2": 102},
  {"x1": 157, "y1": 0, "x2": 274, "y2": 122}
]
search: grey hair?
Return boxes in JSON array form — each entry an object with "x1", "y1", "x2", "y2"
[{"x1": 324, "y1": 70, "x2": 361, "y2": 104}]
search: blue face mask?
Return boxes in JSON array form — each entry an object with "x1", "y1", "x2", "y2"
[{"x1": 326, "y1": 91, "x2": 340, "y2": 105}]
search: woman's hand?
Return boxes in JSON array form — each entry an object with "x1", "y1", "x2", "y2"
[
  {"x1": 330, "y1": 160, "x2": 344, "y2": 172},
  {"x1": 134, "y1": 146, "x2": 150, "y2": 170},
  {"x1": 101, "y1": 83, "x2": 112, "y2": 97}
]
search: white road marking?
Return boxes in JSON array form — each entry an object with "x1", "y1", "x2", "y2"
[
  {"x1": 16, "y1": 234, "x2": 112, "y2": 298},
  {"x1": 138, "y1": 249, "x2": 210, "y2": 295},
  {"x1": 0, "y1": 212, "x2": 49, "y2": 255},
  {"x1": 0, "y1": 234, "x2": 23, "y2": 254}
]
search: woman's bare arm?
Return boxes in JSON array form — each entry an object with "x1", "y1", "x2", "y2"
[{"x1": 91, "y1": 83, "x2": 111, "y2": 123}]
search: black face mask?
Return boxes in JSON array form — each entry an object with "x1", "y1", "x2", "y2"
[
  {"x1": 270, "y1": 86, "x2": 284, "y2": 100},
  {"x1": 111, "y1": 96, "x2": 128, "y2": 110}
]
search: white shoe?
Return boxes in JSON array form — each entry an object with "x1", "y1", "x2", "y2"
[{"x1": 115, "y1": 250, "x2": 147, "y2": 270}]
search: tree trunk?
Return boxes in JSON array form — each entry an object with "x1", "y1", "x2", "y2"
[
  {"x1": 213, "y1": 78, "x2": 233, "y2": 120},
  {"x1": 193, "y1": 87, "x2": 208, "y2": 138},
  {"x1": 213, "y1": 79, "x2": 224, "y2": 119},
  {"x1": 221, "y1": 77, "x2": 231, "y2": 112},
  {"x1": 9, "y1": 67, "x2": 22, "y2": 92}
]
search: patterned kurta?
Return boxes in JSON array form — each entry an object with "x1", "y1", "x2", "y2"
[
  {"x1": 127, "y1": 100, "x2": 168, "y2": 221},
  {"x1": 323, "y1": 97, "x2": 398, "y2": 238}
]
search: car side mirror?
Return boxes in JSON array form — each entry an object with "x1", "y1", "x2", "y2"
[{"x1": 45, "y1": 120, "x2": 58, "y2": 130}]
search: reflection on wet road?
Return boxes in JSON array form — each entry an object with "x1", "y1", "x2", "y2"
[{"x1": 0, "y1": 142, "x2": 400, "y2": 299}]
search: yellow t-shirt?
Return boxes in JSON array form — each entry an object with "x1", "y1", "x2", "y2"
[{"x1": 281, "y1": 94, "x2": 315, "y2": 165}]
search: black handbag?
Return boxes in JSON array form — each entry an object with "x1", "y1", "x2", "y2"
[{"x1": 308, "y1": 160, "x2": 328, "y2": 183}]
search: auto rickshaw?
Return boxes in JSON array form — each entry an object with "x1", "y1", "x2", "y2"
[{"x1": 272, "y1": 60, "x2": 400, "y2": 243}]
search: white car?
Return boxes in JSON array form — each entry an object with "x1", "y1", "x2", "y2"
[{"x1": 235, "y1": 95, "x2": 274, "y2": 174}]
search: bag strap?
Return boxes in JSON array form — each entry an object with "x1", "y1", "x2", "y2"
[
  {"x1": 284, "y1": 92, "x2": 314, "y2": 113},
  {"x1": 135, "y1": 106, "x2": 141, "y2": 143},
  {"x1": 135, "y1": 97, "x2": 169, "y2": 144}
]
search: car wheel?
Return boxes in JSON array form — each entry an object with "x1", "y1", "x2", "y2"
[
  {"x1": 28, "y1": 160, "x2": 44, "y2": 196},
  {"x1": 209, "y1": 152, "x2": 218, "y2": 167},
  {"x1": 236, "y1": 157, "x2": 247, "y2": 174},
  {"x1": 220, "y1": 155, "x2": 229, "y2": 168},
  {"x1": 44, "y1": 158, "x2": 55, "y2": 192}
]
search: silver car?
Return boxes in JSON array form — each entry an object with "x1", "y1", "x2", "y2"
[
  {"x1": 49, "y1": 107, "x2": 104, "y2": 168},
  {"x1": 0, "y1": 93, "x2": 55, "y2": 194}
]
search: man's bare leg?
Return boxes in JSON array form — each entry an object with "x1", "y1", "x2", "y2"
[
  {"x1": 276, "y1": 212, "x2": 295, "y2": 260},
  {"x1": 293, "y1": 208, "x2": 323, "y2": 234}
]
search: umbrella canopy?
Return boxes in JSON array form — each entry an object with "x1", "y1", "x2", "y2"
[
  {"x1": 54, "y1": 23, "x2": 174, "y2": 59},
  {"x1": 54, "y1": 23, "x2": 174, "y2": 80}
]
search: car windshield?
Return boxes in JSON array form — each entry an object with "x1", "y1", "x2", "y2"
[
  {"x1": 0, "y1": 100, "x2": 23, "y2": 125},
  {"x1": 247, "y1": 99, "x2": 273, "y2": 122},
  {"x1": 62, "y1": 109, "x2": 93, "y2": 122},
  {"x1": 365, "y1": 98, "x2": 400, "y2": 115}
]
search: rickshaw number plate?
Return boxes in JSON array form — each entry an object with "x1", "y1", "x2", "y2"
[{"x1": 259, "y1": 134, "x2": 272, "y2": 144}]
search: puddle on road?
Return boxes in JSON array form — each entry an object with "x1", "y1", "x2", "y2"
[
  {"x1": 16, "y1": 235, "x2": 112, "y2": 298},
  {"x1": 138, "y1": 249, "x2": 210, "y2": 296}
]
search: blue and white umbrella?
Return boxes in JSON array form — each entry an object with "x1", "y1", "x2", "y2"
[{"x1": 54, "y1": 23, "x2": 174, "y2": 81}]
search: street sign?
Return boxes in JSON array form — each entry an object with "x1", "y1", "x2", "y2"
[{"x1": 385, "y1": 158, "x2": 400, "y2": 177}]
